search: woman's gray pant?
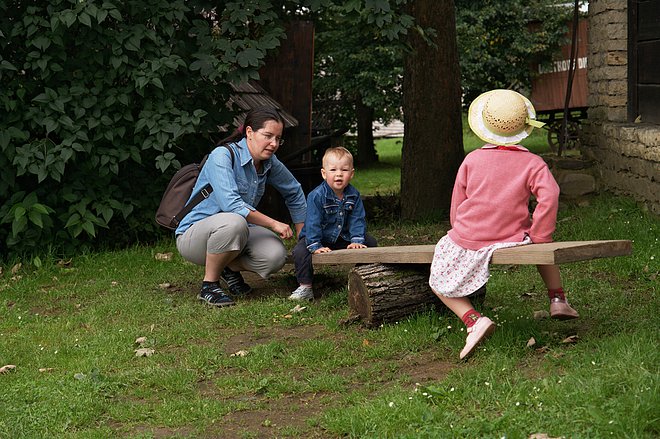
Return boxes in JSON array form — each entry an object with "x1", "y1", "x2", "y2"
[{"x1": 176, "y1": 212, "x2": 287, "y2": 278}]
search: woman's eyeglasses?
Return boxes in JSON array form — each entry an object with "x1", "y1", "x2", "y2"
[{"x1": 256, "y1": 130, "x2": 284, "y2": 146}]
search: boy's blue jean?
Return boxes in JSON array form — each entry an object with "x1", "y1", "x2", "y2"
[{"x1": 292, "y1": 235, "x2": 378, "y2": 285}]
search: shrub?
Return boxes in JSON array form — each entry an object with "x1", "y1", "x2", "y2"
[{"x1": 0, "y1": 0, "x2": 286, "y2": 260}]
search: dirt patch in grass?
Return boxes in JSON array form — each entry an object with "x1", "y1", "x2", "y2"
[
  {"x1": 396, "y1": 350, "x2": 455, "y2": 385},
  {"x1": 29, "y1": 305, "x2": 64, "y2": 317},
  {"x1": 110, "y1": 421, "x2": 195, "y2": 439},
  {"x1": 223, "y1": 323, "x2": 331, "y2": 355},
  {"x1": 207, "y1": 392, "x2": 336, "y2": 439}
]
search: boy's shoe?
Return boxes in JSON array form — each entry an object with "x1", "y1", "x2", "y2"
[
  {"x1": 222, "y1": 267, "x2": 252, "y2": 296},
  {"x1": 197, "y1": 284, "x2": 235, "y2": 307},
  {"x1": 550, "y1": 298, "x2": 579, "y2": 320},
  {"x1": 459, "y1": 316, "x2": 496, "y2": 360},
  {"x1": 288, "y1": 285, "x2": 314, "y2": 301}
]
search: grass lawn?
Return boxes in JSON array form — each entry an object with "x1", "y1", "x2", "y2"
[{"x1": 1, "y1": 192, "x2": 658, "y2": 438}]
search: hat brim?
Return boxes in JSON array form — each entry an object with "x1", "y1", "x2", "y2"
[{"x1": 468, "y1": 90, "x2": 538, "y2": 146}]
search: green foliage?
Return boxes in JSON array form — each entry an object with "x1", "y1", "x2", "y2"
[
  {"x1": 312, "y1": 0, "x2": 419, "y2": 131},
  {"x1": 456, "y1": 0, "x2": 578, "y2": 105},
  {"x1": 0, "y1": 0, "x2": 293, "y2": 260}
]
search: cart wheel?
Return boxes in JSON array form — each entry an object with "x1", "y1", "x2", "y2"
[{"x1": 547, "y1": 120, "x2": 580, "y2": 152}]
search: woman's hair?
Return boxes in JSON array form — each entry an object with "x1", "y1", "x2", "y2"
[{"x1": 218, "y1": 107, "x2": 285, "y2": 145}]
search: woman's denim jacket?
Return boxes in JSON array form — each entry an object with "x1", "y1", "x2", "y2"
[
  {"x1": 175, "y1": 138, "x2": 307, "y2": 235},
  {"x1": 300, "y1": 181, "x2": 367, "y2": 253}
]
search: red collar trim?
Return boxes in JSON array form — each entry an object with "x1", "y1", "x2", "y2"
[{"x1": 482, "y1": 144, "x2": 529, "y2": 152}]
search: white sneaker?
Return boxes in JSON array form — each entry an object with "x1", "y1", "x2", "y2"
[{"x1": 288, "y1": 285, "x2": 314, "y2": 301}]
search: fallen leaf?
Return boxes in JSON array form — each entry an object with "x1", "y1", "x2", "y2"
[
  {"x1": 283, "y1": 314, "x2": 293, "y2": 319},
  {"x1": 526, "y1": 337, "x2": 536, "y2": 347},
  {"x1": 0, "y1": 365, "x2": 17, "y2": 374},
  {"x1": 110, "y1": 281, "x2": 118, "y2": 286},
  {"x1": 150, "y1": 324, "x2": 155, "y2": 332},
  {"x1": 155, "y1": 252, "x2": 173, "y2": 261},
  {"x1": 57, "y1": 259, "x2": 72, "y2": 267},
  {"x1": 74, "y1": 372, "x2": 86, "y2": 380},
  {"x1": 158, "y1": 283, "x2": 171, "y2": 289},
  {"x1": 135, "y1": 348, "x2": 155, "y2": 357},
  {"x1": 562, "y1": 335, "x2": 579, "y2": 344},
  {"x1": 535, "y1": 346, "x2": 551, "y2": 354},
  {"x1": 230, "y1": 350, "x2": 249, "y2": 357},
  {"x1": 519, "y1": 292, "x2": 533, "y2": 298},
  {"x1": 362, "y1": 339, "x2": 370, "y2": 347},
  {"x1": 289, "y1": 304, "x2": 307, "y2": 313},
  {"x1": 38, "y1": 368, "x2": 54, "y2": 373},
  {"x1": 135, "y1": 337, "x2": 147, "y2": 345},
  {"x1": 533, "y1": 310, "x2": 550, "y2": 320},
  {"x1": 11, "y1": 263, "x2": 22, "y2": 274}
]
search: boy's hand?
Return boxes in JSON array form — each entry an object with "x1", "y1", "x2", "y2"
[
  {"x1": 347, "y1": 243, "x2": 367, "y2": 249},
  {"x1": 314, "y1": 247, "x2": 332, "y2": 254}
]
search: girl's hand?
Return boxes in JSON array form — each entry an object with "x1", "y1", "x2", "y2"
[
  {"x1": 271, "y1": 221, "x2": 293, "y2": 239},
  {"x1": 314, "y1": 247, "x2": 332, "y2": 254},
  {"x1": 347, "y1": 243, "x2": 367, "y2": 249}
]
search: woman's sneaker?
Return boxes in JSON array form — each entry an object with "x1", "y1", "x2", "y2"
[
  {"x1": 198, "y1": 284, "x2": 235, "y2": 307},
  {"x1": 288, "y1": 285, "x2": 314, "y2": 301},
  {"x1": 222, "y1": 267, "x2": 252, "y2": 296}
]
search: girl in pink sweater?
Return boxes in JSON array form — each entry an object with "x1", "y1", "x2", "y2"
[{"x1": 429, "y1": 89, "x2": 579, "y2": 360}]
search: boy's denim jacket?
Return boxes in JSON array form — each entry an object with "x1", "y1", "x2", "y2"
[{"x1": 300, "y1": 181, "x2": 367, "y2": 253}]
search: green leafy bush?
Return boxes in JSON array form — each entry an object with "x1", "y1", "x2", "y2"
[{"x1": 0, "y1": 0, "x2": 288, "y2": 260}]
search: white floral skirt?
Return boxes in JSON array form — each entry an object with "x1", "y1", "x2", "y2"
[{"x1": 429, "y1": 234, "x2": 531, "y2": 297}]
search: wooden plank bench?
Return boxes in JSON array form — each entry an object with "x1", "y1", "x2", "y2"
[
  {"x1": 301, "y1": 240, "x2": 632, "y2": 327},
  {"x1": 311, "y1": 240, "x2": 632, "y2": 266}
]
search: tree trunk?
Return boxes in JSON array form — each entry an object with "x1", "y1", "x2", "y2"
[
  {"x1": 401, "y1": 0, "x2": 464, "y2": 220},
  {"x1": 355, "y1": 97, "x2": 378, "y2": 166},
  {"x1": 347, "y1": 263, "x2": 486, "y2": 328},
  {"x1": 348, "y1": 264, "x2": 440, "y2": 327}
]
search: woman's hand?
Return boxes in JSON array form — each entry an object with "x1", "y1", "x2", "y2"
[
  {"x1": 246, "y1": 210, "x2": 294, "y2": 239},
  {"x1": 270, "y1": 220, "x2": 294, "y2": 239},
  {"x1": 347, "y1": 243, "x2": 367, "y2": 249}
]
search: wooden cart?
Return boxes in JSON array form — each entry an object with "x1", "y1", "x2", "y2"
[{"x1": 530, "y1": 19, "x2": 588, "y2": 153}]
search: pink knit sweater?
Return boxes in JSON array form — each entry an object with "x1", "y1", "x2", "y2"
[{"x1": 447, "y1": 145, "x2": 560, "y2": 250}]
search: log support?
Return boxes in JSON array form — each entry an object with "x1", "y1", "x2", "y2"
[{"x1": 347, "y1": 263, "x2": 485, "y2": 328}]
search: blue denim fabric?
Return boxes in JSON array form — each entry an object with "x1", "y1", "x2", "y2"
[
  {"x1": 299, "y1": 181, "x2": 367, "y2": 253},
  {"x1": 175, "y1": 138, "x2": 307, "y2": 235}
]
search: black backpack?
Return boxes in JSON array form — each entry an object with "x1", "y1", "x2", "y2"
[{"x1": 155, "y1": 144, "x2": 234, "y2": 231}]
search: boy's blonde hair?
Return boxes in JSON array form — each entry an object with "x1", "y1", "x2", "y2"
[{"x1": 322, "y1": 147, "x2": 354, "y2": 168}]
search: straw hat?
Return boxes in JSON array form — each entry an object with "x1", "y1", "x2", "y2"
[{"x1": 468, "y1": 89, "x2": 545, "y2": 145}]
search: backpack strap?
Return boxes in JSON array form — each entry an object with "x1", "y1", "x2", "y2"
[{"x1": 173, "y1": 144, "x2": 235, "y2": 227}]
